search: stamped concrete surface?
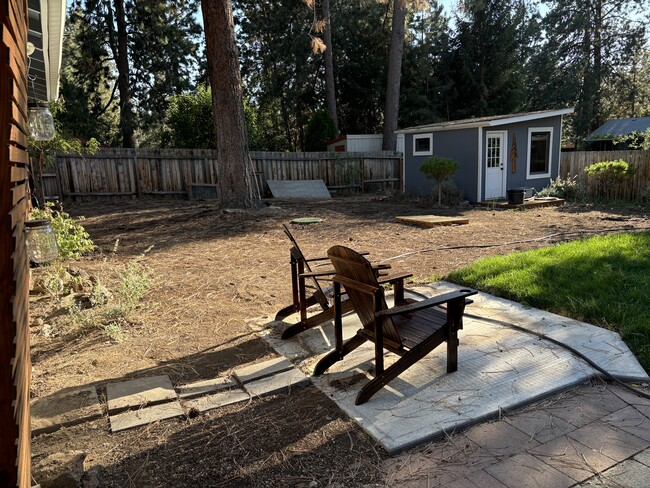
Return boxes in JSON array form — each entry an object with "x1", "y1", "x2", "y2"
[
  {"x1": 253, "y1": 282, "x2": 648, "y2": 454},
  {"x1": 383, "y1": 383, "x2": 650, "y2": 488}
]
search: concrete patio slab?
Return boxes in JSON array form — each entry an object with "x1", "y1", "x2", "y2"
[
  {"x1": 233, "y1": 356, "x2": 295, "y2": 384},
  {"x1": 31, "y1": 386, "x2": 102, "y2": 436},
  {"x1": 244, "y1": 368, "x2": 310, "y2": 398},
  {"x1": 176, "y1": 376, "x2": 237, "y2": 399},
  {"x1": 252, "y1": 282, "x2": 648, "y2": 454},
  {"x1": 106, "y1": 375, "x2": 177, "y2": 414},
  {"x1": 109, "y1": 401, "x2": 185, "y2": 432},
  {"x1": 182, "y1": 389, "x2": 250, "y2": 414}
]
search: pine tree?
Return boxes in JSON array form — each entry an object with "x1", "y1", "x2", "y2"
[
  {"x1": 200, "y1": 0, "x2": 261, "y2": 209},
  {"x1": 63, "y1": 0, "x2": 201, "y2": 147},
  {"x1": 450, "y1": 0, "x2": 533, "y2": 119},
  {"x1": 532, "y1": 0, "x2": 646, "y2": 141}
]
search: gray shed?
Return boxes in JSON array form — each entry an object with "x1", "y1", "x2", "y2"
[{"x1": 397, "y1": 108, "x2": 574, "y2": 202}]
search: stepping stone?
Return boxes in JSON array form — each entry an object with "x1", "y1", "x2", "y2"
[
  {"x1": 176, "y1": 376, "x2": 237, "y2": 399},
  {"x1": 31, "y1": 386, "x2": 102, "y2": 436},
  {"x1": 183, "y1": 389, "x2": 250, "y2": 414},
  {"x1": 106, "y1": 375, "x2": 177, "y2": 414},
  {"x1": 110, "y1": 401, "x2": 185, "y2": 432},
  {"x1": 244, "y1": 368, "x2": 310, "y2": 398},
  {"x1": 233, "y1": 357, "x2": 295, "y2": 384}
]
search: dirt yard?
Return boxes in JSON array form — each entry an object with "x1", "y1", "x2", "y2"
[{"x1": 29, "y1": 195, "x2": 649, "y2": 487}]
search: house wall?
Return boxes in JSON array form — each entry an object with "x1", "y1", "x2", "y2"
[
  {"x1": 488, "y1": 116, "x2": 563, "y2": 194},
  {"x1": 1, "y1": 1, "x2": 32, "y2": 487},
  {"x1": 404, "y1": 128, "x2": 479, "y2": 201}
]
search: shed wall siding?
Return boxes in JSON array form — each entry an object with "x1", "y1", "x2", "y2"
[
  {"x1": 486, "y1": 116, "x2": 563, "y2": 193},
  {"x1": 404, "y1": 128, "x2": 479, "y2": 201}
]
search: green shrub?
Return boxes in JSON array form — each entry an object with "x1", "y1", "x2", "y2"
[
  {"x1": 420, "y1": 156, "x2": 459, "y2": 206},
  {"x1": 584, "y1": 160, "x2": 635, "y2": 199},
  {"x1": 304, "y1": 110, "x2": 337, "y2": 151},
  {"x1": 536, "y1": 174, "x2": 586, "y2": 201},
  {"x1": 30, "y1": 202, "x2": 95, "y2": 258}
]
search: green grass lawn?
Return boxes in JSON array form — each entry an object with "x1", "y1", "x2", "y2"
[{"x1": 446, "y1": 231, "x2": 650, "y2": 372}]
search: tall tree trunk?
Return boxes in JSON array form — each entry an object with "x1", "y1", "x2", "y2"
[
  {"x1": 382, "y1": 0, "x2": 407, "y2": 151},
  {"x1": 322, "y1": 0, "x2": 338, "y2": 132},
  {"x1": 113, "y1": 0, "x2": 134, "y2": 148},
  {"x1": 200, "y1": 0, "x2": 260, "y2": 209},
  {"x1": 593, "y1": 0, "x2": 603, "y2": 129}
]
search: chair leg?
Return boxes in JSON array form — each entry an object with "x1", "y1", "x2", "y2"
[
  {"x1": 281, "y1": 299, "x2": 355, "y2": 339},
  {"x1": 274, "y1": 294, "x2": 320, "y2": 322},
  {"x1": 446, "y1": 297, "x2": 465, "y2": 373},
  {"x1": 313, "y1": 334, "x2": 367, "y2": 375},
  {"x1": 355, "y1": 326, "x2": 448, "y2": 405}
]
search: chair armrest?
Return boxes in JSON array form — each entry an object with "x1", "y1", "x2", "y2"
[
  {"x1": 378, "y1": 271, "x2": 413, "y2": 284},
  {"x1": 376, "y1": 289, "x2": 477, "y2": 317},
  {"x1": 305, "y1": 256, "x2": 330, "y2": 262},
  {"x1": 299, "y1": 269, "x2": 336, "y2": 278}
]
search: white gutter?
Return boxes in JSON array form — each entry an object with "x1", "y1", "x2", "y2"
[{"x1": 41, "y1": 0, "x2": 66, "y2": 101}]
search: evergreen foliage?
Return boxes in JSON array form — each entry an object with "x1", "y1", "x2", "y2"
[
  {"x1": 58, "y1": 0, "x2": 649, "y2": 150},
  {"x1": 585, "y1": 159, "x2": 635, "y2": 198},
  {"x1": 304, "y1": 110, "x2": 337, "y2": 151},
  {"x1": 62, "y1": 0, "x2": 201, "y2": 147}
]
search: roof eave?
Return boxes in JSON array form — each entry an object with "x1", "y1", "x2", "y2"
[{"x1": 396, "y1": 108, "x2": 575, "y2": 135}]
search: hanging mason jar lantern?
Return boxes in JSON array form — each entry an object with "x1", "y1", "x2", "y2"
[
  {"x1": 25, "y1": 219, "x2": 59, "y2": 264},
  {"x1": 28, "y1": 102, "x2": 56, "y2": 141}
]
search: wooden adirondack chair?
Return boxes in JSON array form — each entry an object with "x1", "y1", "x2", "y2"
[
  {"x1": 314, "y1": 245, "x2": 477, "y2": 405},
  {"x1": 275, "y1": 225, "x2": 410, "y2": 340}
]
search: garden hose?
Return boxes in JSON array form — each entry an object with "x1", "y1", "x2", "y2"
[{"x1": 405, "y1": 288, "x2": 650, "y2": 400}]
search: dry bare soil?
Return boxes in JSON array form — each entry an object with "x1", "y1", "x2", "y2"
[{"x1": 29, "y1": 195, "x2": 649, "y2": 487}]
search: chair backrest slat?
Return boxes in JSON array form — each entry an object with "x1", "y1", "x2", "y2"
[{"x1": 328, "y1": 245, "x2": 402, "y2": 347}]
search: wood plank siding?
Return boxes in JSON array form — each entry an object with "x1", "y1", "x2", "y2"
[
  {"x1": 1, "y1": 1, "x2": 32, "y2": 487},
  {"x1": 51, "y1": 149, "x2": 403, "y2": 201}
]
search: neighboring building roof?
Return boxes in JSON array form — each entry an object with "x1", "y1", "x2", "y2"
[
  {"x1": 396, "y1": 108, "x2": 575, "y2": 135},
  {"x1": 585, "y1": 117, "x2": 650, "y2": 141},
  {"x1": 28, "y1": 0, "x2": 66, "y2": 102}
]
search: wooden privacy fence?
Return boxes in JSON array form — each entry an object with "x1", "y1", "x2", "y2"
[
  {"x1": 47, "y1": 148, "x2": 403, "y2": 201},
  {"x1": 560, "y1": 150, "x2": 650, "y2": 201}
]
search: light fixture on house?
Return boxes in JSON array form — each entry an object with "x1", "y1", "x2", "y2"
[
  {"x1": 24, "y1": 219, "x2": 59, "y2": 264},
  {"x1": 28, "y1": 102, "x2": 56, "y2": 141}
]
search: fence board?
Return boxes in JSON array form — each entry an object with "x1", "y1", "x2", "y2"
[
  {"x1": 560, "y1": 150, "x2": 650, "y2": 201},
  {"x1": 53, "y1": 149, "x2": 403, "y2": 201}
]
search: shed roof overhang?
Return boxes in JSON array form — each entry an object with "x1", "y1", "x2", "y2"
[
  {"x1": 396, "y1": 108, "x2": 575, "y2": 135},
  {"x1": 27, "y1": 0, "x2": 66, "y2": 102}
]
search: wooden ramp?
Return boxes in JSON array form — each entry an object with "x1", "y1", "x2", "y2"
[{"x1": 395, "y1": 215, "x2": 469, "y2": 228}]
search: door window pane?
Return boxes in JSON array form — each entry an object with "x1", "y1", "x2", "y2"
[{"x1": 487, "y1": 137, "x2": 501, "y2": 168}]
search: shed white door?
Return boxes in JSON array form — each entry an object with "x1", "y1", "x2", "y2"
[{"x1": 485, "y1": 131, "x2": 507, "y2": 199}]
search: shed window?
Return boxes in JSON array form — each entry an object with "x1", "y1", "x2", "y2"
[
  {"x1": 527, "y1": 128, "x2": 553, "y2": 178},
  {"x1": 413, "y1": 134, "x2": 433, "y2": 156}
]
